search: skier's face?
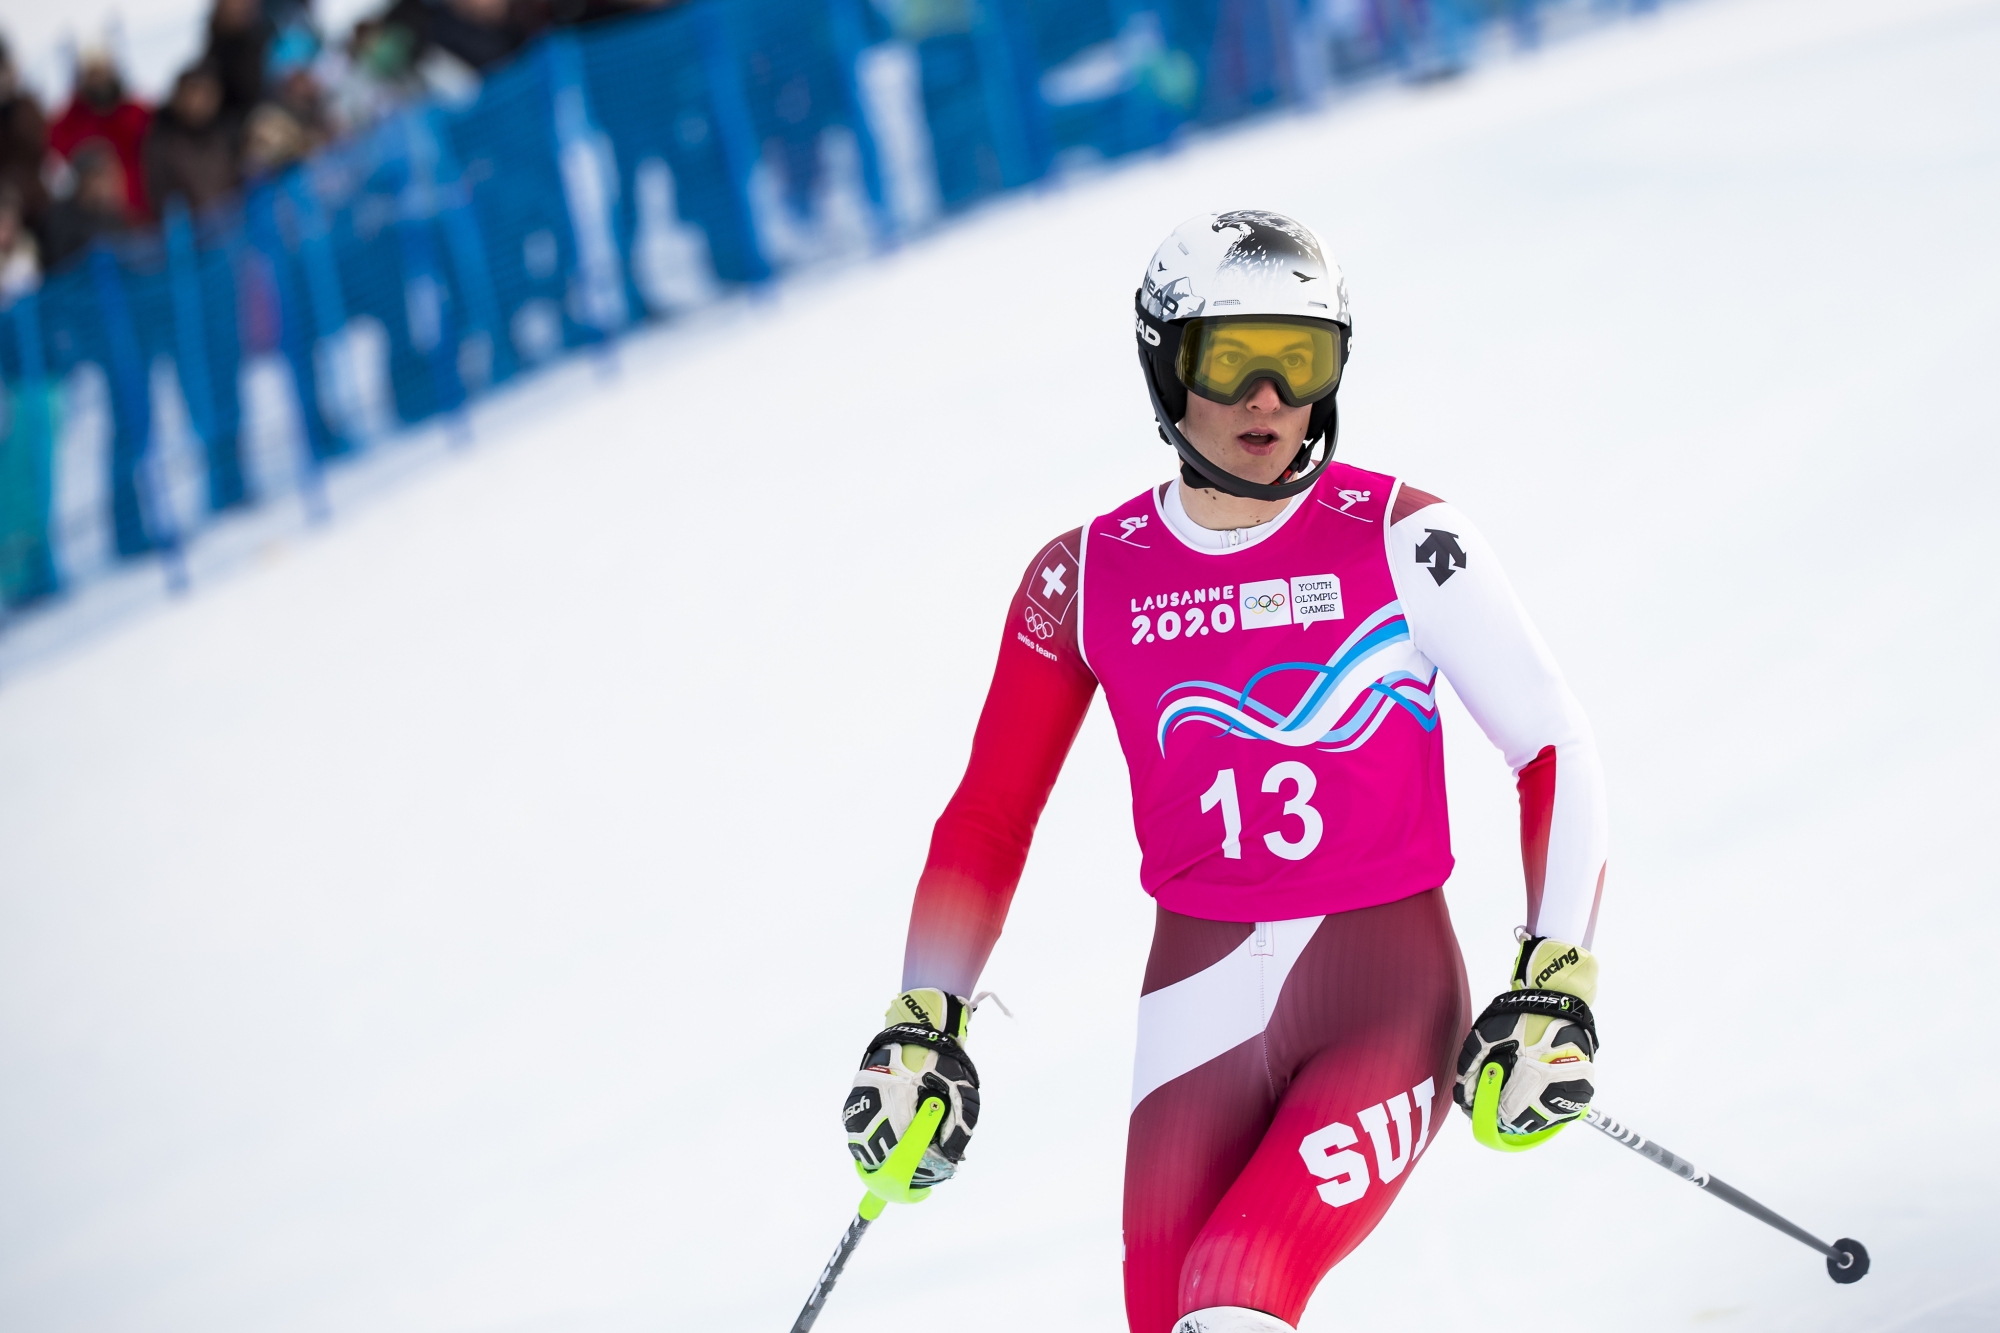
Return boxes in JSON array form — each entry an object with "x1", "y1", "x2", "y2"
[{"x1": 1178, "y1": 376, "x2": 1313, "y2": 487}]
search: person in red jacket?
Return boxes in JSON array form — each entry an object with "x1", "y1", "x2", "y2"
[{"x1": 48, "y1": 48, "x2": 152, "y2": 220}]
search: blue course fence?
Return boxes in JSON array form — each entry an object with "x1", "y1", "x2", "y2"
[{"x1": 0, "y1": 0, "x2": 1658, "y2": 610}]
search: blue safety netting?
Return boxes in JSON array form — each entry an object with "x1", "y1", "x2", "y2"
[{"x1": 0, "y1": 0, "x2": 1659, "y2": 608}]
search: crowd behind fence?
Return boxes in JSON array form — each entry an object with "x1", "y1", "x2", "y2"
[{"x1": 0, "y1": 0, "x2": 1663, "y2": 612}]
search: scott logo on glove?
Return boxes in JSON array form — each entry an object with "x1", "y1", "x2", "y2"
[{"x1": 1296, "y1": 1077, "x2": 1437, "y2": 1209}]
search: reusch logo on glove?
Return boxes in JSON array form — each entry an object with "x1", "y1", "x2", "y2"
[
  {"x1": 1535, "y1": 947, "x2": 1581, "y2": 988},
  {"x1": 843, "y1": 1087, "x2": 882, "y2": 1134}
]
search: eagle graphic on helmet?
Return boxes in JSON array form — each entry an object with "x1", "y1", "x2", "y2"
[{"x1": 1211, "y1": 209, "x2": 1327, "y2": 282}]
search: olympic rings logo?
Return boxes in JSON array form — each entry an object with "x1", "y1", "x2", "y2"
[
  {"x1": 1245, "y1": 592, "x2": 1288, "y2": 613},
  {"x1": 1024, "y1": 607, "x2": 1056, "y2": 640}
]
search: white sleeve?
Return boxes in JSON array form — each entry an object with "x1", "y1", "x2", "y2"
[{"x1": 1387, "y1": 487, "x2": 1608, "y2": 948}]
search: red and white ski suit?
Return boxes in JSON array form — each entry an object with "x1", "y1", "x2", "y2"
[{"x1": 900, "y1": 461, "x2": 1607, "y2": 1332}]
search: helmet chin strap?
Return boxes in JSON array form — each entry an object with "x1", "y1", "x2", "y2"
[{"x1": 1139, "y1": 348, "x2": 1337, "y2": 502}]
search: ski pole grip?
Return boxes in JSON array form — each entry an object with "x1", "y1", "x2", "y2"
[
  {"x1": 1470, "y1": 1062, "x2": 1569, "y2": 1152},
  {"x1": 855, "y1": 1096, "x2": 946, "y2": 1207}
]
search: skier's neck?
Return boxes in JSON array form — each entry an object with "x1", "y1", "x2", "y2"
[
  {"x1": 1163, "y1": 481, "x2": 1302, "y2": 552},
  {"x1": 1177, "y1": 479, "x2": 1294, "y2": 533}
]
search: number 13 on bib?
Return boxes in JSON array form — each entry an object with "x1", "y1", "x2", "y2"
[{"x1": 1081, "y1": 469, "x2": 1453, "y2": 923}]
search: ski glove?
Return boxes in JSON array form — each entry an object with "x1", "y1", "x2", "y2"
[
  {"x1": 843, "y1": 989, "x2": 981, "y2": 1188},
  {"x1": 1455, "y1": 933, "x2": 1598, "y2": 1149}
]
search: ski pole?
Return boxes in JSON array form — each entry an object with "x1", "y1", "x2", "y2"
[
  {"x1": 789, "y1": 1201, "x2": 881, "y2": 1333},
  {"x1": 790, "y1": 1097, "x2": 946, "y2": 1333},
  {"x1": 1582, "y1": 1107, "x2": 1869, "y2": 1284}
]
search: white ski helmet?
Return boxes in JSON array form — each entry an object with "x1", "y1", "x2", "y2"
[{"x1": 1134, "y1": 210, "x2": 1352, "y2": 499}]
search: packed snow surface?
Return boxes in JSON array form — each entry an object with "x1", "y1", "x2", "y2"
[{"x1": 3, "y1": 0, "x2": 1998, "y2": 1329}]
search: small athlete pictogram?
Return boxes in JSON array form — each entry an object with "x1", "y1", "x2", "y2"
[
  {"x1": 1317, "y1": 489, "x2": 1373, "y2": 522},
  {"x1": 1104, "y1": 514, "x2": 1153, "y2": 548}
]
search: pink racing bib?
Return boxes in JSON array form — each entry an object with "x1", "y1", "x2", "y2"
[{"x1": 1079, "y1": 463, "x2": 1453, "y2": 921}]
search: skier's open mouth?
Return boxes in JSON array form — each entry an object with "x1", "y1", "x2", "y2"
[{"x1": 1236, "y1": 429, "x2": 1280, "y2": 453}]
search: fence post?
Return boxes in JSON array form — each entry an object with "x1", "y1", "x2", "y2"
[
  {"x1": 694, "y1": 3, "x2": 773, "y2": 285},
  {"x1": 395, "y1": 199, "x2": 468, "y2": 428},
  {"x1": 3, "y1": 293, "x2": 59, "y2": 607},
  {"x1": 164, "y1": 199, "x2": 242, "y2": 510},
  {"x1": 1375, "y1": 0, "x2": 1411, "y2": 73},
  {"x1": 244, "y1": 183, "x2": 333, "y2": 518},
  {"x1": 1264, "y1": 0, "x2": 1301, "y2": 106},
  {"x1": 1507, "y1": 0, "x2": 1543, "y2": 49},
  {"x1": 1108, "y1": 1, "x2": 1184, "y2": 153},
  {"x1": 284, "y1": 171, "x2": 363, "y2": 451},
  {"x1": 969, "y1": 0, "x2": 1040, "y2": 189},
  {"x1": 392, "y1": 116, "x2": 469, "y2": 430},
  {"x1": 1286, "y1": 0, "x2": 1333, "y2": 109},
  {"x1": 825, "y1": 0, "x2": 893, "y2": 242},
  {"x1": 419, "y1": 108, "x2": 510, "y2": 390},
  {"x1": 546, "y1": 32, "x2": 632, "y2": 345},
  {"x1": 89, "y1": 246, "x2": 187, "y2": 587}
]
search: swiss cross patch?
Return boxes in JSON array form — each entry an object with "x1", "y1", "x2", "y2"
[{"x1": 1024, "y1": 539, "x2": 1080, "y2": 639}]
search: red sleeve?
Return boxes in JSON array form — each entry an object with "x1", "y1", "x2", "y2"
[
  {"x1": 47, "y1": 107, "x2": 84, "y2": 158},
  {"x1": 900, "y1": 529, "x2": 1098, "y2": 996}
]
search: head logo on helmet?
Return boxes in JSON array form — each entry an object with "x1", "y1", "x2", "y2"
[
  {"x1": 1142, "y1": 271, "x2": 1204, "y2": 322},
  {"x1": 1133, "y1": 210, "x2": 1354, "y2": 501}
]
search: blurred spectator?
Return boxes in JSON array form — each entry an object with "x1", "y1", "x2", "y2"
[
  {"x1": 263, "y1": 0, "x2": 318, "y2": 33},
  {"x1": 382, "y1": 0, "x2": 532, "y2": 74},
  {"x1": 48, "y1": 47, "x2": 152, "y2": 219},
  {"x1": 144, "y1": 64, "x2": 238, "y2": 215},
  {"x1": 323, "y1": 18, "x2": 426, "y2": 133},
  {"x1": 241, "y1": 105, "x2": 309, "y2": 178},
  {"x1": 206, "y1": 0, "x2": 276, "y2": 125},
  {"x1": 0, "y1": 183, "x2": 39, "y2": 301},
  {"x1": 238, "y1": 25, "x2": 334, "y2": 177},
  {"x1": 528, "y1": 0, "x2": 680, "y2": 27},
  {"x1": 0, "y1": 39, "x2": 51, "y2": 241},
  {"x1": 268, "y1": 23, "x2": 334, "y2": 139},
  {"x1": 41, "y1": 141, "x2": 131, "y2": 268}
]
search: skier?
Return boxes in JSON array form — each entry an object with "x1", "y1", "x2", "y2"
[{"x1": 840, "y1": 211, "x2": 1609, "y2": 1333}]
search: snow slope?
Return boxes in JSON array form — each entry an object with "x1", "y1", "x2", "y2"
[{"x1": 3, "y1": 0, "x2": 1998, "y2": 1329}]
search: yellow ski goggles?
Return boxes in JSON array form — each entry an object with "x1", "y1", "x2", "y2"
[{"x1": 1175, "y1": 316, "x2": 1345, "y2": 406}]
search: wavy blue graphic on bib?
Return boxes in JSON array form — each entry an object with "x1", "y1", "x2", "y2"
[{"x1": 1156, "y1": 603, "x2": 1439, "y2": 752}]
